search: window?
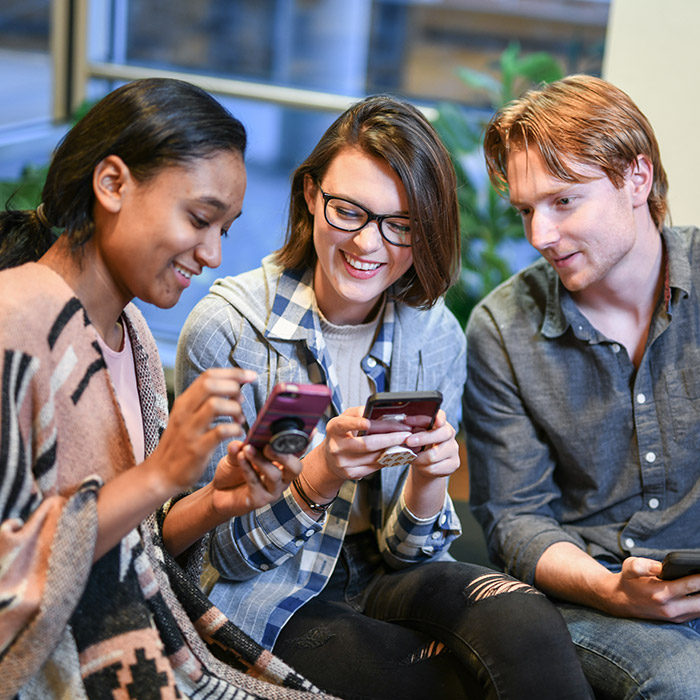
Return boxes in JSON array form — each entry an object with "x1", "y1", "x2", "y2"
[{"x1": 1, "y1": 0, "x2": 610, "y2": 364}]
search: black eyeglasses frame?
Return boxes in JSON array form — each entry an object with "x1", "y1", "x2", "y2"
[{"x1": 317, "y1": 184, "x2": 412, "y2": 248}]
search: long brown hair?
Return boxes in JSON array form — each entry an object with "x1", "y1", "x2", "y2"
[{"x1": 275, "y1": 95, "x2": 460, "y2": 308}]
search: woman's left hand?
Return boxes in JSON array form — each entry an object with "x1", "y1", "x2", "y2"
[
  {"x1": 404, "y1": 410, "x2": 460, "y2": 479},
  {"x1": 400, "y1": 410, "x2": 460, "y2": 520},
  {"x1": 210, "y1": 441, "x2": 303, "y2": 519}
]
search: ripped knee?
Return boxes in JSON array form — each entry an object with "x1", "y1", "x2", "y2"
[
  {"x1": 463, "y1": 572, "x2": 542, "y2": 604},
  {"x1": 400, "y1": 640, "x2": 447, "y2": 666}
]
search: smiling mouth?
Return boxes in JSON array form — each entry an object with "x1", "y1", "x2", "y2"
[
  {"x1": 342, "y1": 251, "x2": 382, "y2": 271},
  {"x1": 173, "y1": 262, "x2": 195, "y2": 279}
]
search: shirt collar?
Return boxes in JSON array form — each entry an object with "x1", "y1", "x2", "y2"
[
  {"x1": 540, "y1": 226, "x2": 689, "y2": 339},
  {"x1": 266, "y1": 265, "x2": 319, "y2": 342},
  {"x1": 266, "y1": 264, "x2": 396, "y2": 405},
  {"x1": 540, "y1": 267, "x2": 569, "y2": 339},
  {"x1": 662, "y1": 226, "x2": 692, "y2": 309}
]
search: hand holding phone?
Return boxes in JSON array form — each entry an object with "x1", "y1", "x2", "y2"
[
  {"x1": 361, "y1": 390, "x2": 443, "y2": 467},
  {"x1": 659, "y1": 550, "x2": 700, "y2": 581},
  {"x1": 243, "y1": 383, "x2": 332, "y2": 456}
]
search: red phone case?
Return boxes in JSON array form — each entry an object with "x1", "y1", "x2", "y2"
[
  {"x1": 243, "y1": 382, "x2": 332, "y2": 455},
  {"x1": 360, "y1": 390, "x2": 443, "y2": 435}
]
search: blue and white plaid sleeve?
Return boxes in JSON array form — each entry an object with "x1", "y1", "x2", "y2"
[
  {"x1": 379, "y1": 490, "x2": 462, "y2": 567},
  {"x1": 208, "y1": 487, "x2": 325, "y2": 581}
]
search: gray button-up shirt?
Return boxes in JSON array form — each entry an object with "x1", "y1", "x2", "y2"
[{"x1": 464, "y1": 226, "x2": 700, "y2": 585}]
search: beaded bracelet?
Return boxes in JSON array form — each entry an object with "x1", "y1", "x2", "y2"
[{"x1": 292, "y1": 476, "x2": 338, "y2": 514}]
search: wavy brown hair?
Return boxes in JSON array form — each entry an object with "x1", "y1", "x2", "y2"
[{"x1": 274, "y1": 95, "x2": 460, "y2": 308}]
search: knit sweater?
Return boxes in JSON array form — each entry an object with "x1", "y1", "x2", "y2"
[{"x1": 0, "y1": 263, "x2": 332, "y2": 700}]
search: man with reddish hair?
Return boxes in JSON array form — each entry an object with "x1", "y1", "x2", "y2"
[{"x1": 465, "y1": 74, "x2": 700, "y2": 697}]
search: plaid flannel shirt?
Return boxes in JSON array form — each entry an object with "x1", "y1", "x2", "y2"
[{"x1": 176, "y1": 256, "x2": 465, "y2": 648}]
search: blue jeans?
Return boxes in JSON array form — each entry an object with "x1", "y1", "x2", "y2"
[
  {"x1": 557, "y1": 602, "x2": 700, "y2": 699},
  {"x1": 273, "y1": 532, "x2": 593, "y2": 700}
]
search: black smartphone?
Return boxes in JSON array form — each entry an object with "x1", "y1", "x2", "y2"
[
  {"x1": 659, "y1": 550, "x2": 700, "y2": 580},
  {"x1": 360, "y1": 390, "x2": 443, "y2": 467},
  {"x1": 243, "y1": 382, "x2": 332, "y2": 456}
]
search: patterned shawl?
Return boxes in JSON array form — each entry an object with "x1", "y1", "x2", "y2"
[{"x1": 0, "y1": 263, "x2": 335, "y2": 700}]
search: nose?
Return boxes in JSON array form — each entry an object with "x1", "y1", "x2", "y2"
[
  {"x1": 352, "y1": 220, "x2": 384, "y2": 251},
  {"x1": 195, "y1": 228, "x2": 223, "y2": 270},
  {"x1": 527, "y1": 209, "x2": 559, "y2": 252}
]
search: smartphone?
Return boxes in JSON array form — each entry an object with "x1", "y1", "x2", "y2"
[
  {"x1": 659, "y1": 550, "x2": 700, "y2": 580},
  {"x1": 243, "y1": 382, "x2": 332, "y2": 456},
  {"x1": 360, "y1": 391, "x2": 443, "y2": 467},
  {"x1": 361, "y1": 390, "x2": 443, "y2": 433}
]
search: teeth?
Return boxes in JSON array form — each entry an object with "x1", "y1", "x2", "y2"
[
  {"x1": 343, "y1": 252, "x2": 381, "y2": 271},
  {"x1": 174, "y1": 263, "x2": 192, "y2": 279}
]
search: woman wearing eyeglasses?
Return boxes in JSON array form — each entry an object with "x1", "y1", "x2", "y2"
[{"x1": 176, "y1": 96, "x2": 593, "y2": 700}]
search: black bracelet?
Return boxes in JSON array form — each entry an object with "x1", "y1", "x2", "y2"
[{"x1": 292, "y1": 477, "x2": 338, "y2": 514}]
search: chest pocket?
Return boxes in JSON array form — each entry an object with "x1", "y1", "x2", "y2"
[{"x1": 663, "y1": 368, "x2": 700, "y2": 447}]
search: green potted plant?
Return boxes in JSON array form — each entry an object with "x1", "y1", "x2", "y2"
[{"x1": 433, "y1": 42, "x2": 564, "y2": 328}]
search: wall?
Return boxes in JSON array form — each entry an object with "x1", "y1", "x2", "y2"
[{"x1": 604, "y1": 0, "x2": 700, "y2": 226}]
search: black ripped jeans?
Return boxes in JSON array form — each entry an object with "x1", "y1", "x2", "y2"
[{"x1": 273, "y1": 532, "x2": 593, "y2": 700}]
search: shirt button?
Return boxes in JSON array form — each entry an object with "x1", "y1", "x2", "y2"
[
  {"x1": 305, "y1": 529, "x2": 315, "y2": 537},
  {"x1": 611, "y1": 343, "x2": 621, "y2": 354},
  {"x1": 294, "y1": 538, "x2": 304, "y2": 546},
  {"x1": 636, "y1": 393, "x2": 646, "y2": 404},
  {"x1": 431, "y1": 531, "x2": 441, "y2": 540},
  {"x1": 648, "y1": 498, "x2": 660, "y2": 509},
  {"x1": 260, "y1": 563, "x2": 270, "y2": 571},
  {"x1": 440, "y1": 514, "x2": 447, "y2": 525},
  {"x1": 366, "y1": 357, "x2": 377, "y2": 368},
  {"x1": 422, "y1": 545, "x2": 435, "y2": 554},
  {"x1": 624, "y1": 537, "x2": 635, "y2": 550},
  {"x1": 645, "y1": 451, "x2": 656, "y2": 463}
]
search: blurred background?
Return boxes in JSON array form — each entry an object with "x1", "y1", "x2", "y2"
[{"x1": 1, "y1": 0, "x2": 695, "y2": 372}]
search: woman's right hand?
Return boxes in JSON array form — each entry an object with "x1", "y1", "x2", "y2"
[
  {"x1": 149, "y1": 367, "x2": 256, "y2": 496},
  {"x1": 303, "y1": 406, "x2": 412, "y2": 489},
  {"x1": 97, "y1": 367, "x2": 255, "y2": 561}
]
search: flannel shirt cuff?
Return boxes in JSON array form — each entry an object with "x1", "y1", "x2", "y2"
[{"x1": 382, "y1": 491, "x2": 462, "y2": 563}]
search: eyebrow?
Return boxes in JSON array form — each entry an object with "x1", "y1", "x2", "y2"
[
  {"x1": 195, "y1": 195, "x2": 229, "y2": 211},
  {"x1": 509, "y1": 184, "x2": 574, "y2": 208},
  {"x1": 324, "y1": 188, "x2": 410, "y2": 217}
]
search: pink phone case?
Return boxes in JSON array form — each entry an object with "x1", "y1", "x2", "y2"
[{"x1": 243, "y1": 382, "x2": 332, "y2": 455}]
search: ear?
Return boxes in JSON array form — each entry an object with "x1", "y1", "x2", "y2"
[
  {"x1": 303, "y1": 173, "x2": 319, "y2": 216},
  {"x1": 628, "y1": 154, "x2": 654, "y2": 208},
  {"x1": 93, "y1": 155, "x2": 132, "y2": 213}
]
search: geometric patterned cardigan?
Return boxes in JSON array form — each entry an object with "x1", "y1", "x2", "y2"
[{"x1": 0, "y1": 263, "x2": 334, "y2": 699}]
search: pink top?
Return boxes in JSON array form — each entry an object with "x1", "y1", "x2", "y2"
[{"x1": 96, "y1": 323, "x2": 145, "y2": 462}]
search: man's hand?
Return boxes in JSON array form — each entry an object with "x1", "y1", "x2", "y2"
[{"x1": 536, "y1": 542, "x2": 700, "y2": 622}]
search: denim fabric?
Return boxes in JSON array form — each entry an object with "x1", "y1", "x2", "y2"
[
  {"x1": 557, "y1": 601, "x2": 700, "y2": 700},
  {"x1": 465, "y1": 226, "x2": 700, "y2": 585},
  {"x1": 274, "y1": 532, "x2": 593, "y2": 700}
]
